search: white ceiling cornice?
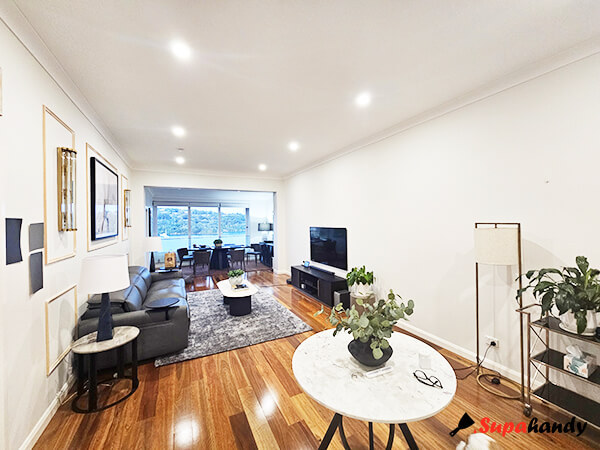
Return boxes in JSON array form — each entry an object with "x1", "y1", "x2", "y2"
[
  {"x1": 284, "y1": 36, "x2": 600, "y2": 180},
  {"x1": 0, "y1": 0, "x2": 132, "y2": 169}
]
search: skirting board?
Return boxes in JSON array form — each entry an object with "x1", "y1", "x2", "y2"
[
  {"x1": 273, "y1": 268, "x2": 291, "y2": 276},
  {"x1": 18, "y1": 374, "x2": 74, "y2": 450},
  {"x1": 396, "y1": 321, "x2": 522, "y2": 385}
]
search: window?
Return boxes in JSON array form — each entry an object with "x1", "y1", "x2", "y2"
[
  {"x1": 190, "y1": 206, "x2": 219, "y2": 246},
  {"x1": 156, "y1": 206, "x2": 189, "y2": 252},
  {"x1": 220, "y1": 206, "x2": 248, "y2": 245}
]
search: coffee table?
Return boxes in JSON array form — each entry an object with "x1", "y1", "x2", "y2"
[
  {"x1": 216, "y1": 279, "x2": 258, "y2": 316},
  {"x1": 292, "y1": 329, "x2": 457, "y2": 449}
]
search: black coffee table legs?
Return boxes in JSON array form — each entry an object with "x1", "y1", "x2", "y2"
[
  {"x1": 223, "y1": 295, "x2": 252, "y2": 316},
  {"x1": 72, "y1": 338, "x2": 139, "y2": 413},
  {"x1": 319, "y1": 413, "x2": 418, "y2": 450}
]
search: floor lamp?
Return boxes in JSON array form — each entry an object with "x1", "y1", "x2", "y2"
[{"x1": 474, "y1": 222, "x2": 524, "y2": 401}]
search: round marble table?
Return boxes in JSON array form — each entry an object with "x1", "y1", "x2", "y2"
[
  {"x1": 217, "y1": 279, "x2": 258, "y2": 316},
  {"x1": 71, "y1": 326, "x2": 140, "y2": 413},
  {"x1": 292, "y1": 329, "x2": 457, "y2": 449}
]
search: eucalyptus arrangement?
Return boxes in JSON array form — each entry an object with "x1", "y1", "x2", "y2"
[
  {"x1": 346, "y1": 265, "x2": 375, "y2": 298},
  {"x1": 228, "y1": 269, "x2": 245, "y2": 286},
  {"x1": 317, "y1": 289, "x2": 415, "y2": 365},
  {"x1": 518, "y1": 256, "x2": 600, "y2": 335}
]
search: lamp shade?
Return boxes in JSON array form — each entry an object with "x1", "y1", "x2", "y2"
[
  {"x1": 79, "y1": 254, "x2": 130, "y2": 295},
  {"x1": 474, "y1": 227, "x2": 519, "y2": 266},
  {"x1": 258, "y1": 222, "x2": 273, "y2": 231},
  {"x1": 145, "y1": 236, "x2": 163, "y2": 252}
]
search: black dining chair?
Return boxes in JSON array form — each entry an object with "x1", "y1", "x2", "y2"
[
  {"x1": 229, "y1": 249, "x2": 246, "y2": 270},
  {"x1": 193, "y1": 250, "x2": 211, "y2": 275},
  {"x1": 177, "y1": 248, "x2": 194, "y2": 270},
  {"x1": 246, "y1": 244, "x2": 262, "y2": 267}
]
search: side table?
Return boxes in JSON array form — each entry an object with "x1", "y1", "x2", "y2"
[
  {"x1": 71, "y1": 326, "x2": 140, "y2": 413},
  {"x1": 146, "y1": 297, "x2": 179, "y2": 320}
]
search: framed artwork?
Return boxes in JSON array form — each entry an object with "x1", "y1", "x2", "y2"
[
  {"x1": 124, "y1": 189, "x2": 131, "y2": 228},
  {"x1": 45, "y1": 285, "x2": 77, "y2": 375},
  {"x1": 90, "y1": 156, "x2": 119, "y2": 240}
]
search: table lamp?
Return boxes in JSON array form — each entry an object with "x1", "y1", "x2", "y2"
[
  {"x1": 79, "y1": 254, "x2": 130, "y2": 342},
  {"x1": 145, "y1": 236, "x2": 163, "y2": 272}
]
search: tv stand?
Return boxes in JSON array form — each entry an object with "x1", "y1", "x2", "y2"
[
  {"x1": 307, "y1": 265, "x2": 335, "y2": 277},
  {"x1": 291, "y1": 265, "x2": 347, "y2": 307}
]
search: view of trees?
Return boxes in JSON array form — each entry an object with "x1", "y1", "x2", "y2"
[{"x1": 156, "y1": 206, "x2": 246, "y2": 236}]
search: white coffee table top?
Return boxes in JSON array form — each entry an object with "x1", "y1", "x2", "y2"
[
  {"x1": 217, "y1": 279, "x2": 258, "y2": 297},
  {"x1": 72, "y1": 326, "x2": 140, "y2": 355},
  {"x1": 292, "y1": 329, "x2": 456, "y2": 424}
]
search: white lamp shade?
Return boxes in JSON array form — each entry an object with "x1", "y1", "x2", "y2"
[
  {"x1": 79, "y1": 254, "x2": 130, "y2": 295},
  {"x1": 474, "y1": 227, "x2": 519, "y2": 266},
  {"x1": 145, "y1": 236, "x2": 163, "y2": 252}
]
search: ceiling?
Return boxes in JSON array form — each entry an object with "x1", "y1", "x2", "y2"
[{"x1": 14, "y1": 1, "x2": 600, "y2": 177}]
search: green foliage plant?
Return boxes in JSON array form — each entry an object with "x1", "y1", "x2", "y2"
[
  {"x1": 228, "y1": 269, "x2": 244, "y2": 278},
  {"x1": 517, "y1": 256, "x2": 600, "y2": 334},
  {"x1": 346, "y1": 265, "x2": 374, "y2": 287},
  {"x1": 316, "y1": 289, "x2": 414, "y2": 359},
  {"x1": 214, "y1": 238, "x2": 223, "y2": 245}
]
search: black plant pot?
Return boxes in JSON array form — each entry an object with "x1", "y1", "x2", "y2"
[{"x1": 348, "y1": 339, "x2": 393, "y2": 367}]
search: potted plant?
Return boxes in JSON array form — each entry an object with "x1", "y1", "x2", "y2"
[
  {"x1": 214, "y1": 238, "x2": 223, "y2": 248},
  {"x1": 228, "y1": 269, "x2": 245, "y2": 287},
  {"x1": 518, "y1": 256, "x2": 600, "y2": 335},
  {"x1": 346, "y1": 265, "x2": 375, "y2": 298},
  {"x1": 317, "y1": 289, "x2": 414, "y2": 366}
]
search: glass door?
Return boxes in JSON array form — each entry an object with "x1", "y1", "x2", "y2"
[
  {"x1": 190, "y1": 206, "x2": 219, "y2": 247},
  {"x1": 220, "y1": 206, "x2": 248, "y2": 245},
  {"x1": 156, "y1": 206, "x2": 189, "y2": 253}
]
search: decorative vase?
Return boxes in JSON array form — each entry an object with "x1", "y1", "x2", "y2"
[
  {"x1": 351, "y1": 283, "x2": 374, "y2": 298},
  {"x1": 559, "y1": 310, "x2": 598, "y2": 336},
  {"x1": 229, "y1": 276, "x2": 243, "y2": 287},
  {"x1": 215, "y1": 243, "x2": 222, "y2": 248},
  {"x1": 348, "y1": 338, "x2": 393, "y2": 367}
]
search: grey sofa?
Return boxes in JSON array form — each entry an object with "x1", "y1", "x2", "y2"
[{"x1": 77, "y1": 266, "x2": 190, "y2": 369}]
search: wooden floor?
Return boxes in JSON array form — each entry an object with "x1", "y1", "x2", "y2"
[{"x1": 35, "y1": 271, "x2": 600, "y2": 449}]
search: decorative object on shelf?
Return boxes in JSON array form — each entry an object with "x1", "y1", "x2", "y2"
[
  {"x1": 29, "y1": 223, "x2": 44, "y2": 251},
  {"x1": 518, "y1": 256, "x2": 600, "y2": 335},
  {"x1": 228, "y1": 269, "x2": 244, "y2": 287},
  {"x1": 123, "y1": 189, "x2": 131, "y2": 227},
  {"x1": 79, "y1": 254, "x2": 130, "y2": 341},
  {"x1": 145, "y1": 236, "x2": 162, "y2": 272},
  {"x1": 57, "y1": 147, "x2": 77, "y2": 231},
  {"x1": 29, "y1": 251, "x2": 43, "y2": 294},
  {"x1": 90, "y1": 156, "x2": 119, "y2": 240},
  {"x1": 563, "y1": 344, "x2": 597, "y2": 379},
  {"x1": 474, "y1": 222, "x2": 524, "y2": 401},
  {"x1": 346, "y1": 265, "x2": 375, "y2": 298},
  {"x1": 303, "y1": 260, "x2": 310, "y2": 268},
  {"x1": 5, "y1": 218, "x2": 23, "y2": 265},
  {"x1": 213, "y1": 238, "x2": 223, "y2": 248},
  {"x1": 164, "y1": 251, "x2": 176, "y2": 269},
  {"x1": 317, "y1": 288, "x2": 414, "y2": 366}
]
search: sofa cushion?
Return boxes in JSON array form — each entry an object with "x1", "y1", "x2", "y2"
[
  {"x1": 150, "y1": 278, "x2": 185, "y2": 291},
  {"x1": 130, "y1": 274, "x2": 149, "y2": 300},
  {"x1": 129, "y1": 266, "x2": 153, "y2": 291},
  {"x1": 144, "y1": 285, "x2": 186, "y2": 304},
  {"x1": 88, "y1": 284, "x2": 143, "y2": 312}
]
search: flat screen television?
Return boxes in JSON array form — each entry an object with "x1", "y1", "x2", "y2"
[{"x1": 310, "y1": 227, "x2": 347, "y2": 270}]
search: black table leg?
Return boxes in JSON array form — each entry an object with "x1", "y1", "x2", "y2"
[
  {"x1": 88, "y1": 354, "x2": 97, "y2": 412},
  {"x1": 369, "y1": 422, "x2": 374, "y2": 450},
  {"x1": 131, "y1": 338, "x2": 139, "y2": 389},
  {"x1": 117, "y1": 346, "x2": 125, "y2": 378},
  {"x1": 319, "y1": 413, "x2": 342, "y2": 450},
  {"x1": 338, "y1": 416, "x2": 351, "y2": 450},
  {"x1": 77, "y1": 354, "x2": 85, "y2": 396},
  {"x1": 386, "y1": 424, "x2": 395, "y2": 450},
  {"x1": 399, "y1": 423, "x2": 419, "y2": 450}
]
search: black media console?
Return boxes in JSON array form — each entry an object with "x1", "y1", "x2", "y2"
[{"x1": 291, "y1": 265, "x2": 348, "y2": 307}]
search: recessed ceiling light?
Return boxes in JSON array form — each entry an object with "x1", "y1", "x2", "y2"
[
  {"x1": 172, "y1": 126, "x2": 186, "y2": 137},
  {"x1": 258, "y1": 163, "x2": 267, "y2": 171},
  {"x1": 355, "y1": 91, "x2": 372, "y2": 108},
  {"x1": 175, "y1": 156, "x2": 185, "y2": 164},
  {"x1": 288, "y1": 141, "x2": 300, "y2": 152},
  {"x1": 170, "y1": 40, "x2": 192, "y2": 61}
]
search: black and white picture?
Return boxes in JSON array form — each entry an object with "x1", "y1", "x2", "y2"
[{"x1": 90, "y1": 157, "x2": 118, "y2": 240}]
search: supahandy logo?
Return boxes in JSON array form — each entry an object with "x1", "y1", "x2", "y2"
[{"x1": 477, "y1": 416, "x2": 587, "y2": 437}]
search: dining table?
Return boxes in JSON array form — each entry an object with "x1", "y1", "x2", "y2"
[{"x1": 188, "y1": 245, "x2": 248, "y2": 270}]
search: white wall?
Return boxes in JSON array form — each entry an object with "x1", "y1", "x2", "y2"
[
  {"x1": 0, "y1": 18, "x2": 131, "y2": 450},
  {"x1": 284, "y1": 53, "x2": 600, "y2": 391},
  {"x1": 129, "y1": 170, "x2": 285, "y2": 272}
]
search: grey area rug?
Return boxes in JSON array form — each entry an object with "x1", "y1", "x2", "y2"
[{"x1": 154, "y1": 288, "x2": 312, "y2": 366}]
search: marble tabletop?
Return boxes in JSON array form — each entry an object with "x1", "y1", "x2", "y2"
[
  {"x1": 217, "y1": 280, "x2": 258, "y2": 297},
  {"x1": 72, "y1": 326, "x2": 140, "y2": 355},
  {"x1": 292, "y1": 329, "x2": 457, "y2": 424}
]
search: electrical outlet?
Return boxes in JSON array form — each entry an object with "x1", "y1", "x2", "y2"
[{"x1": 485, "y1": 336, "x2": 500, "y2": 348}]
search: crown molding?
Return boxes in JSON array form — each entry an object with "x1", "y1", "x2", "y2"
[
  {"x1": 132, "y1": 167, "x2": 284, "y2": 183},
  {"x1": 0, "y1": 1, "x2": 132, "y2": 169},
  {"x1": 283, "y1": 36, "x2": 600, "y2": 180}
]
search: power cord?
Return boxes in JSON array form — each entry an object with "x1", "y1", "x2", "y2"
[{"x1": 452, "y1": 342, "x2": 494, "y2": 380}]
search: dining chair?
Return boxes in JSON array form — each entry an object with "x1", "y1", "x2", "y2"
[
  {"x1": 229, "y1": 249, "x2": 245, "y2": 270},
  {"x1": 193, "y1": 250, "x2": 211, "y2": 275},
  {"x1": 177, "y1": 248, "x2": 194, "y2": 270},
  {"x1": 246, "y1": 244, "x2": 262, "y2": 267}
]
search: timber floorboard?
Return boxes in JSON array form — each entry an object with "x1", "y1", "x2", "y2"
[{"x1": 34, "y1": 270, "x2": 600, "y2": 449}]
